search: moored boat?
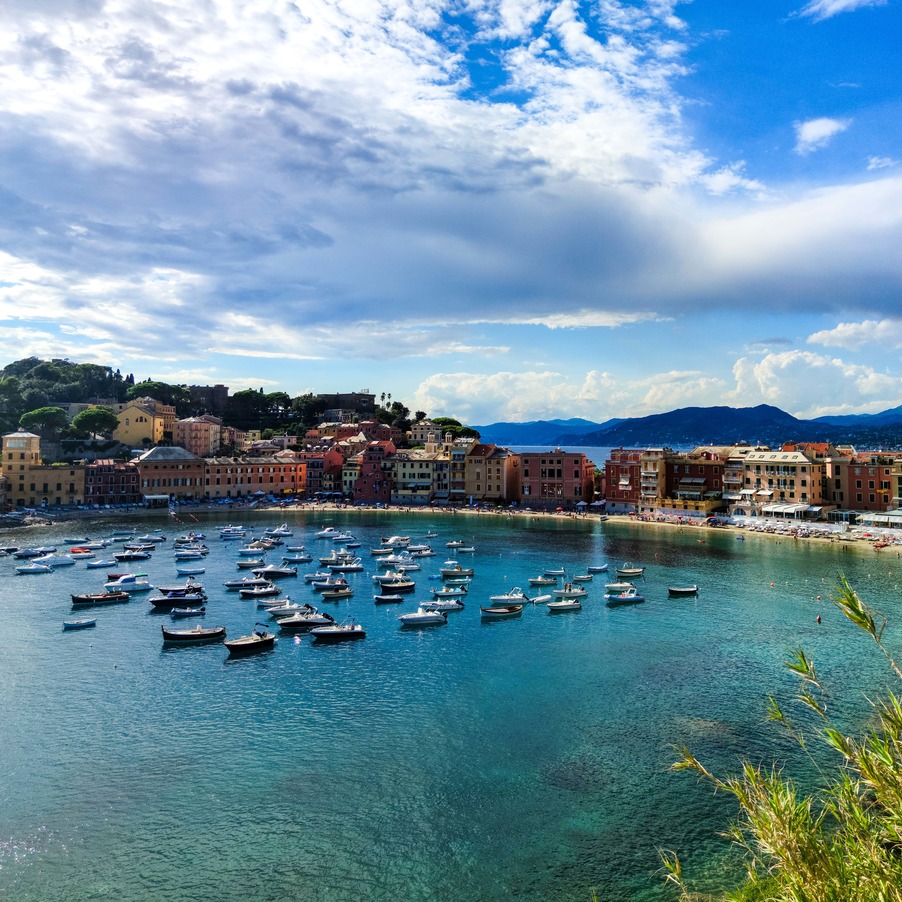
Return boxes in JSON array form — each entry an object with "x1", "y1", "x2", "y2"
[
  {"x1": 162, "y1": 624, "x2": 227, "y2": 644},
  {"x1": 615, "y1": 563, "x2": 645, "y2": 577},
  {"x1": 668, "y1": 585, "x2": 699, "y2": 597},
  {"x1": 71, "y1": 591, "x2": 130, "y2": 607},
  {"x1": 547, "y1": 599, "x2": 582, "y2": 613},
  {"x1": 63, "y1": 618, "x2": 97, "y2": 630},
  {"x1": 310, "y1": 621, "x2": 366, "y2": 643},
  {"x1": 224, "y1": 625, "x2": 276, "y2": 655},
  {"x1": 398, "y1": 607, "x2": 447, "y2": 627},
  {"x1": 605, "y1": 588, "x2": 646, "y2": 607},
  {"x1": 480, "y1": 604, "x2": 523, "y2": 619}
]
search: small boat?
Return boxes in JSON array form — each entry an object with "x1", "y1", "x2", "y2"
[
  {"x1": 69, "y1": 548, "x2": 95, "y2": 558},
  {"x1": 398, "y1": 607, "x2": 448, "y2": 627},
  {"x1": 315, "y1": 526, "x2": 340, "y2": 538},
  {"x1": 439, "y1": 561, "x2": 474, "y2": 578},
  {"x1": 547, "y1": 599, "x2": 582, "y2": 613},
  {"x1": 71, "y1": 591, "x2": 130, "y2": 607},
  {"x1": 421, "y1": 598, "x2": 465, "y2": 612},
  {"x1": 319, "y1": 586, "x2": 354, "y2": 601},
  {"x1": 328, "y1": 557, "x2": 363, "y2": 572},
  {"x1": 528, "y1": 594, "x2": 552, "y2": 605},
  {"x1": 224, "y1": 625, "x2": 276, "y2": 655},
  {"x1": 668, "y1": 585, "x2": 699, "y2": 597},
  {"x1": 304, "y1": 571, "x2": 332, "y2": 583},
  {"x1": 251, "y1": 565, "x2": 298, "y2": 579},
  {"x1": 239, "y1": 583, "x2": 281, "y2": 599},
  {"x1": 457, "y1": 545, "x2": 476, "y2": 553},
  {"x1": 373, "y1": 593, "x2": 404, "y2": 604},
  {"x1": 587, "y1": 564, "x2": 609, "y2": 573},
  {"x1": 431, "y1": 585, "x2": 468, "y2": 598},
  {"x1": 176, "y1": 565, "x2": 206, "y2": 576},
  {"x1": 136, "y1": 533, "x2": 166, "y2": 543},
  {"x1": 86, "y1": 559, "x2": 117, "y2": 569},
  {"x1": 16, "y1": 563, "x2": 53, "y2": 574},
  {"x1": 528, "y1": 576, "x2": 558, "y2": 586},
  {"x1": 173, "y1": 550, "x2": 205, "y2": 561},
  {"x1": 170, "y1": 605, "x2": 206, "y2": 619},
  {"x1": 571, "y1": 574, "x2": 593, "y2": 583},
  {"x1": 14, "y1": 546, "x2": 56, "y2": 559},
  {"x1": 310, "y1": 622, "x2": 366, "y2": 643},
  {"x1": 543, "y1": 567, "x2": 566, "y2": 577},
  {"x1": 149, "y1": 593, "x2": 207, "y2": 610},
  {"x1": 277, "y1": 608, "x2": 335, "y2": 631},
  {"x1": 113, "y1": 550, "x2": 152, "y2": 562},
  {"x1": 224, "y1": 576, "x2": 272, "y2": 590},
  {"x1": 605, "y1": 588, "x2": 646, "y2": 607},
  {"x1": 163, "y1": 624, "x2": 227, "y2": 644},
  {"x1": 381, "y1": 535, "x2": 410, "y2": 547},
  {"x1": 236, "y1": 557, "x2": 266, "y2": 569},
  {"x1": 264, "y1": 524, "x2": 293, "y2": 537},
  {"x1": 33, "y1": 554, "x2": 77, "y2": 567},
  {"x1": 266, "y1": 601, "x2": 308, "y2": 619},
  {"x1": 489, "y1": 587, "x2": 529, "y2": 603},
  {"x1": 156, "y1": 582, "x2": 206, "y2": 598},
  {"x1": 313, "y1": 576, "x2": 350, "y2": 591},
  {"x1": 551, "y1": 585, "x2": 588, "y2": 599},
  {"x1": 480, "y1": 604, "x2": 523, "y2": 619},
  {"x1": 63, "y1": 618, "x2": 97, "y2": 630},
  {"x1": 372, "y1": 573, "x2": 416, "y2": 593},
  {"x1": 604, "y1": 580, "x2": 635, "y2": 593},
  {"x1": 282, "y1": 553, "x2": 312, "y2": 563},
  {"x1": 104, "y1": 573, "x2": 153, "y2": 593},
  {"x1": 446, "y1": 539, "x2": 465, "y2": 548},
  {"x1": 615, "y1": 563, "x2": 645, "y2": 577}
]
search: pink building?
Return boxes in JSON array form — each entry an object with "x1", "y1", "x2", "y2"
[
  {"x1": 519, "y1": 450, "x2": 594, "y2": 509},
  {"x1": 174, "y1": 416, "x2": 222, "y2": 457}
]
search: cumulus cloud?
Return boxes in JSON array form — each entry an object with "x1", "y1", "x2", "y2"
[
  {"x1": 808, "y1": 319, "x2": 902, "y2": 351},
  {"x1": 727, "y1": 350, "x2": 902, "y2": 418},
  {"x1": 796, "y1": 0, "x2": 887, "y2": 22},
  {"x1": 794, "y1": 117, "x2": 852, "y2": 155}
]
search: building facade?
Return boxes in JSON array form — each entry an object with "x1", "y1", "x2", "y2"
[{"x1": 519, "y1": 450, "x2": 595, "y2": 508}]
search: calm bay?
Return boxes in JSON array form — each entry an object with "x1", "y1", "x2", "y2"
[{"x1": 1, "y1": 509, "x2": 900, "y2": 900}]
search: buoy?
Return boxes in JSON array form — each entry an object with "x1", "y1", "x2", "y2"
[
  {"x1": 817, "y1": 595, "x2": 821, "y2": 600},
  {"x1": 770, "y1": 582, "x2": 775, "y2": 587},
  {"x1": 817, "y1": 615, "x2": 821, "y2": 624}
]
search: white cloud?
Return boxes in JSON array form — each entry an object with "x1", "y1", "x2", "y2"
[
  {"x1": 794, "y1": 117, "x2": 851, "y2": 155},
  {"x1": 727, "y1": 350, "x2": 902, "y2": 419},
  {"x1": 796, "y1": 0, "x2": 887, "y2": 22},
  {"x1": 808, "y1": 319, "x2": 902, "y2": 351},
  {"x1": 867, "y1": 155, "x2": 897, "y2": 171}
]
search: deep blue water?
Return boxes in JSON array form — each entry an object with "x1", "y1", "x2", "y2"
[{"x1": 1, "y1": 510, "x2": 901, "y2": 901}]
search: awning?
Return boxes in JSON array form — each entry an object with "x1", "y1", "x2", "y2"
[
  {"x1": 618, "y1": 477, "x2": 631, "y2": 486},
  {"x1": 756, "y1": 489, "x2": 774, "y2": 496},
  {"x1": 678, "y1": 477, "x2": 706, "y2": 485},
  {"x1": 740, "y1": 489, "x2": 755, "y2": 495}
]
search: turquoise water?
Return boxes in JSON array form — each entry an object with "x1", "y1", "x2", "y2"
[{"x1": 1, "y1": 511, "x2": 901, "y2": 901}]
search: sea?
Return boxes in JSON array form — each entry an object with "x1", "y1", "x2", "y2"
[{"x1": 1, "y1": 508, "x2": 900, "y2": 901}]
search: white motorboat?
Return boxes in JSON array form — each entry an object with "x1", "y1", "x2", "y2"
[
  {"x1": 223, "y1": 576, "x2": 272, "y2": 590},
  {"x1": 33, "y1": 554, "x2": 77, "y2": 567},
  {"x1": 310, "y1": 622, "x2": 366, "y2": 642},
  {"x1": 16, "y1": 562, "x2": 53, "y2": 574},
  {"x1": 421, "y1": 598, "x2": 465, "y2": 612},
  {"x1": 551, "y1": 585, "x2": 588, "y2": 599},
  {"x1": 277, "y1": 607, "x2": 335, "y2": 631},
  {"x1": 587, "y1": 564, "x2": 609, "y2": 573},
  {"x1": 488, "y1": 587, "x2": 529, "y2": 603},
  {"x1": 104, "y1": 573, "x2": 153, "y2": 593},
  {"x1": 251, "y1": 564, "x2": 298, "y2": 579},
  {"x1": 397, "y1": 607, "x2": 448, "y2": 627},
  {"x1": 604, "y1": 580, "x2": 635, "y2": 593},
  {"x1": 547, "y1": 599, "x2": 582, "y2": 613},
  {"x1": 528, "y1": 575, "x2": 558, "y2": 586},
  {"x1": 431, "y1": 585, "x2": 468, "y2": 598},
  {"x1": 543, "y1": 567, "x2": 566, "y2": 577},
  {"x1": 615, "y1": 563, "x2": 646, "y2": 577},
  {"x1": 439, "y1": 561, "x2": 474, "y2": 578}
]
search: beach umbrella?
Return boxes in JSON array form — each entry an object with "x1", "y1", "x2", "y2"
[{"x1": 576, "y1": 501, "x2": 588, "y2": 507}]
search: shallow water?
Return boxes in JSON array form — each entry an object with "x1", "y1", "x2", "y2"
[{"x1": 0, "y1": 511, "x2": 899, "y2": 900}]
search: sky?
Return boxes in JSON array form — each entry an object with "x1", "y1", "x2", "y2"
[{"x1": 1, "y1": 0, "x2": 901, "y2": 426}]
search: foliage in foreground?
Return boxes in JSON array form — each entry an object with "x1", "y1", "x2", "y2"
[{"x1": 664, "y1": 574, "x2": 902, "y2": 902}]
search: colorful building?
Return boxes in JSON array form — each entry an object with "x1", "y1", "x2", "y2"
[
  {"x1": 84, "y1": 459, "x2": 141, "y2": 506},
  {"x1": 519, "y1": 450, "x2": 595, "y2": 509}
]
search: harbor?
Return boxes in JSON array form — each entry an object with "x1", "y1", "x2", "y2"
[{"x1": 1, "y1": 511, "x2": 900, "y2": 900}]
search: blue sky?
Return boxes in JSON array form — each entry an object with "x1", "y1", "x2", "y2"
[{"x1": 1, "y1": 0, "x2": 900, "y2": 425}]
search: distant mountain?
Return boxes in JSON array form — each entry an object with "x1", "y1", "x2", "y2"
[
  {"x1": 473, "y1": 417, "x2": 620, "y2": 445},
  {"x1": 813, "y1": 405, "x2": 902, "y2": 427},
  {"x1": 474, "y1": 405, "x2": 902, "y2": 451}
]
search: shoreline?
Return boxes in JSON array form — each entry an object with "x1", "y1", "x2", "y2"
[{"x1": 4, "y1": 499, "x2": 900, "y2": 557}]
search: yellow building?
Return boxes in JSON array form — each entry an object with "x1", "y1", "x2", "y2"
[
  {"x1": 113, "y1": 402, "x2": 167, "y2": 447},
  {"x1": 1, "y1": 431, "x2": 85, "y2": 508}
]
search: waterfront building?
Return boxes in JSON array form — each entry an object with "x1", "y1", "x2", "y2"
[
  {"x1": 447, "y1": 437, "x2": 474, "y2": 505},
  {"x1": 603, "y1": 449, "x2": 643, "y2": 513},
  {"x1": 733, "y1": 447, "x2": 829, "y2": 518},
  {"x1": 84, "y1": 459, "x2": 140, "y2": 506},
  {"x1": 637, "y1": 447, "x2": 671, "y2": 515},
  {"x1": 462, "y1": 444, "x2": 521, "y2": 506},
  {"x1": 296, "y1": 447, "x2": 345, "y2": 498},
  {"x1": 519, "y1": 450, "x2": 595, "y2": 509},
  {"x1": 203, "y1": 455, "x2": 305, "y2": 500},
  {"x1": 1, "y1": 430, "x2": 85, "y2": 509},
  {"x1": 349, "y1": 441, "x2": 395, "y2": 504},
  {"x1": 843, "y1": 451, "x2": 897, "y2": 512},
  {"x1": 174, "y1": 416, "x2": 222, "y2": 457},
  {"x1": 134, "y1": 446, "x2": 204, "y2": 503},
  {"x1": 389, "y1": 449, "x2": 446, "y2": 506}
]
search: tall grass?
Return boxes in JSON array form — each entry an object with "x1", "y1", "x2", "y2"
[{"x1": 663, "y1": 574, "x2": 902, "y2": 901}]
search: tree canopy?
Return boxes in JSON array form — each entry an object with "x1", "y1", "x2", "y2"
[
  {"x1": 71, "y1": 406, "x2": 120, "y2": 438},
  {"x1": 19, "y1": 406, "x2": 69, "y2": 435}
]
